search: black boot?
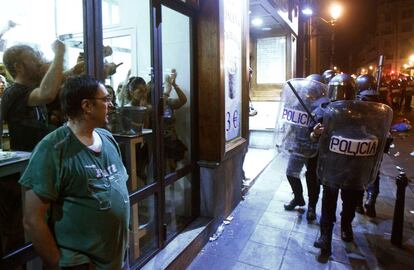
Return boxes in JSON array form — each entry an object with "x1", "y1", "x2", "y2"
[
  {"x1": 306, "y1": 206, "x2": 316, "y2": 221},
  {"x1": 341, "y1": 222, "x2": 354, "y2": 242},
  {"x1": 355, "y1": 204, "x2": 365, "y2": 215},
  {"x1": 314, "y1": 225, "x2": 333, "y2": 261},
  {"x1": 305, "y1": 165, "x2": 319, "y2": 221},
  {"x1": 364, "y1": 192, "x2": 377, "y2": 217},
  {"x1": 284, "y1": 176, "x2": 305, "y2": 211}
]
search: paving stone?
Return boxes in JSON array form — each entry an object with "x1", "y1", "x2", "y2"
[
  {"x1": 188, "y1": 253, "x2": 266, "y2": 270},
  {"x1": 280, "y1": 249, "x2": 330, "y2": 270},
  {"x1": 287, "y1": 231, "x2": 319, "y2": 252},
  {"x1": 238, "y1": 241, "x2": 285, "y2": 270},
  {"x1": 258, "y1": 211, "x2": 296, "y2": 231},
  {"x1": 250, "y1": 225, "x2": 289, "y2": 249}
]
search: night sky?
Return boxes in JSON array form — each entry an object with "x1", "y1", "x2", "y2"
[{"x1": 329, "y1": 0, "x2": 377, "y2": 72}]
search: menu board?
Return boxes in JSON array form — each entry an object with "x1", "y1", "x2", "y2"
[
  {"x1": 257, "y1": 36, "x2": 286, "y2": 84},
  {"x1": 223, "y1": 0, "x2": 244, "y2": 142}
]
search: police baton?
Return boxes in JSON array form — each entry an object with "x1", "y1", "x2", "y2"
[
  {"x1": 376, "y1": 55, "x2": 384, "y2": 93},
  {"x1": 287, "y1": 81, "x2": 317, "y2": 124}
]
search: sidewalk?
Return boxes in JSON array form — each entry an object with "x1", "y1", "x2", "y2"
[{"x1": 188, "y1": 113, "x2": 414, "y2": 269}]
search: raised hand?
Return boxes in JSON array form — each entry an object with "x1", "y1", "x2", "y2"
[{"x1": 52, "y1": 39, "x2": 65, "y2": 57}]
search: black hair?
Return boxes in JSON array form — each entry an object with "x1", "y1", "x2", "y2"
[
  {"x1": 60, "y1": 75, "x2": 101, "y2": 119},
  {"x1": 2, "y1": 44, "x2": 39, "y2": 78},
  {"x1": 105, "y1": 84, "x2": 117, "y2": 106},
  {"x1": 125, "y1": 76, "x2": 146, "y2": 101},
  {"x1": 127, "y1": 76, "x2": 146, "y2": 92}
]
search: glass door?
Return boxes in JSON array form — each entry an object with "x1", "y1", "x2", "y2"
[
  {"x1": 101, "y1": 0, "x2": 159, "y2": 266},
  {"x1": 101, "y1": 0, "x2": 196, "y2": 267},
  {"x1": 160, "y1": 4, "x2": 194, "y2": 241}
]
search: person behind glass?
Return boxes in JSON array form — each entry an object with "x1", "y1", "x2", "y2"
[
  {"x1": 105, "y1": 84, "x2": 118, "y2": 108},
  {"x1": 1, "y1": 40, "x2": 65, "y2": 151},
  {"x1": 0, "y1": 74, "x2": 7, "y2": 97},
  {"x1": 125, "y1": 76, "x2": 149, "y2": 107},
  {"x1": 20, "y1": 75, "x2": 130, "y2": 270},
  {"x1": 163, "y1": 68, "x2": 187, "y2": 172},
  {"x1": 312, "y1": 74, "x2": 364, "y2": 260}
]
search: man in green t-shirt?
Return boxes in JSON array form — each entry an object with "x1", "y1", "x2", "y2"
[{"x1": 20, "y1": 75, "x2": 130, "y2": 270}]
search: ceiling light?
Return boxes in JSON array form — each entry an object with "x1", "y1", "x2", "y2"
[
  {"x1": 251, "y1": 18, "x2": 263, "y2": 26},
  {"x1": 261, "y1": 27, "x2": 272, "y2": 31}
]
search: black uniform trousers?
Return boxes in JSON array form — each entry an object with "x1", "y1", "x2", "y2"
[
  {"x1": 285, "y1": 155, "x2": 320, "y2": 207},
  {"x1": 305, "y1": 155, "x2": 320, "y2": 207},
  {"x1": 367, "y1": 171, "x2": 380, "y2": 196},
  {"x1": 320, "y1": 185, "x2": 364, "y2": 228}
]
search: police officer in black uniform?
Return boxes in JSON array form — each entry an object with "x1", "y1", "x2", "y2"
[
  {"x1": 355, "y1": 74, "x2": 391, "y2": 217},
  {"x1": 313, "y1": 73, "x2": 393, "y2": 262},
  {"x1": 283, "y1": 75, "x2": 324, "y2": 218},
  {"x1": 312, "y1": 74, "x2": 365, "y2": 259},
  {"x1": 321, "y1": 70, "x2": 336, "y2": 84}
]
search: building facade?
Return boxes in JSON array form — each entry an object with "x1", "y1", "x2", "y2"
[{"x1": 356, "y1": 0, "x2": 414, "y2": 76}]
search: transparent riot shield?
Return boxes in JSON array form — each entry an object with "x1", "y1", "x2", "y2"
[
  {"x1": 317, "y1": 100, "x2": 393, "y2": 190},
  {"x1": 274, "y1": 78, "x2": 328, "y2": 158}
]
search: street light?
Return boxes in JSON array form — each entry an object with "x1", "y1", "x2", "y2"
[
  {"x1": 330, "y1": 3, "x2": 342, "y2": 21},
  {"x1": 329, "y1": 3, "x2": 342, "y2": 68},
  {"x1": 299, "y1": 3, "x2": 342, "y2": 75}
]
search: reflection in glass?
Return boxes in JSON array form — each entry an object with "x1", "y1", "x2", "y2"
[
  {"x1": 161, "y1": 6, "x2": 192, "y2": 174},
  {"x1": 165, "y1": 175, "x2": 192, "y2": 239},
  {"x1": 102, "y1": 0, "x2": 155, "y2": 191},
  {"x1": 129, "y1": 195, "x2": 158, "y2": 265}
]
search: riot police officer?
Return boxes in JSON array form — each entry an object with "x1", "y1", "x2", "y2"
[
  {"x1": 275, "y1": 78, "x2": 328, "y2": 221},
  {"x1": 312, "y1": 74, "x2": 393, "y2": 261},
  {"x1": 306, "y1": 74, "x2": 324, "y2": 84},
  {"x1": 355, "y1": 75, "x2": 392, "y2": 217},
  {"x1": 321, "y1": 70, "x2": 336, "y2": 84}
]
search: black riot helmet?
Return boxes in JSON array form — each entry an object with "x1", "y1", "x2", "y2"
[
  {"x1": 322, "y1": 69, "x2": 336, "y2": 84},
  {"x1": 355, "y1": 74, "x2": 376, "y2": 93},
  {"x1": 306, "y1": 74, "x2": 324, "y2": 83},
  {"x1": 328, "y1": 73, "x2": 356, "y2": 101}
]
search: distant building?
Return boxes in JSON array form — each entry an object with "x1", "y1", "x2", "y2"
[{"x1": 356, "y1": 0, "x2": 414, "y2": 77}]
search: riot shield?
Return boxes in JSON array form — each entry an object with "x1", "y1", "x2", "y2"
[
  {"x1": 317, "y1": 100, "x2": 393, "y2": 190},
  {"x1": 275, "y1": 78, "x2": 329, "y2": 158}
]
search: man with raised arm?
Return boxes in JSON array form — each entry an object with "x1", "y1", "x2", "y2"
[{"x1": 1, "y1": 40, "x2": 65, "y2": 151}]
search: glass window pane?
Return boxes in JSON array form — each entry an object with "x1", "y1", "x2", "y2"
[
  {"x1": 103, "y1": 0, "x2": 155, "y2": 191},
  {"x1": 161, "y1": 5, "x2": 192, "y2": 174},
  {"x1": 0, "y1": 0, "x2": 84, "y2": 257},
  {"x1": 165, "y1": 175, "x2": 193, "y2": 239},
  {"x1": 129, "y1": 195, "x2": 158, "y2": 266}
]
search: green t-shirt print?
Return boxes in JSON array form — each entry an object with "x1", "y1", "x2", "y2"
[{"x1": 19, "y1": 127, "x2": 130, "y2": 270}]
